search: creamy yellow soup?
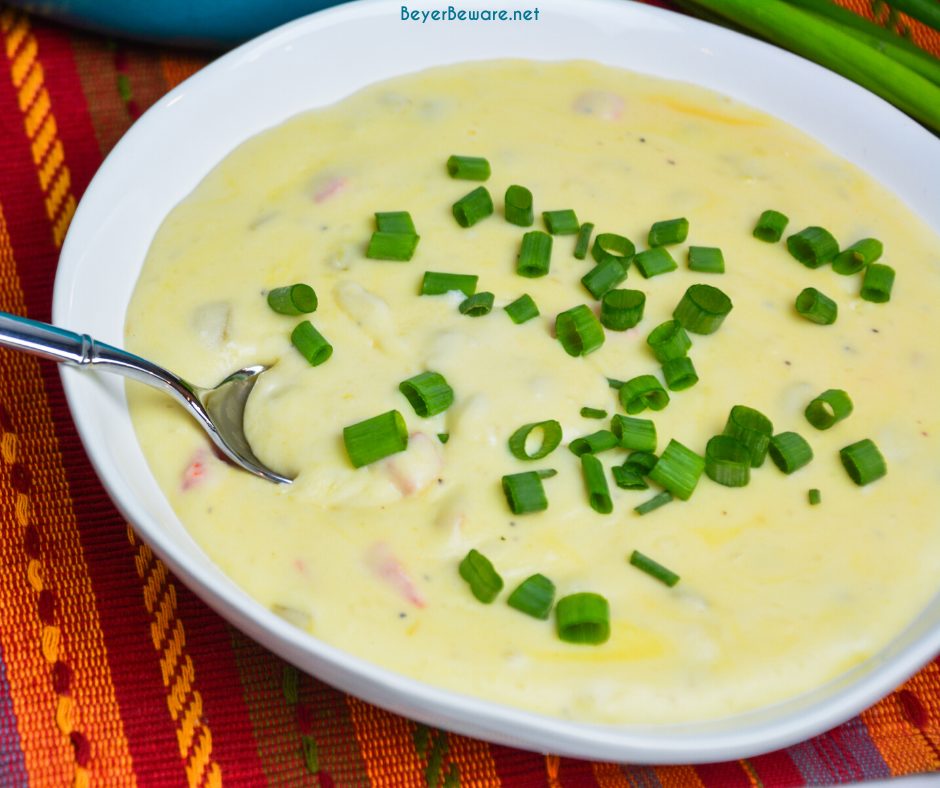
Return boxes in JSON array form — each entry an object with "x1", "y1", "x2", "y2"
[{"x1": 126, "y1": 60, "x2": 940, "y2": 725}]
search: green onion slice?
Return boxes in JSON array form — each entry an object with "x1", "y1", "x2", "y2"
[
  {"x1": 555, "y1": 593, "x2": 610, "y2": 645},
  {"x1": 646, "y1": 319, "x2": 692, "y2": 363},
  {"x1": 343, "y1": 410, "x2": 408, "y2": 468},
  {"x1": 634, "y1": 247, "x2": 678, "y2": 279},
  {"x1": 507, "y1": 574, "x2": 555, "y2": 619},
  {"x1": 833, "y1": 238, "x2": 882, "y2": 275},
  {"x1": 808, "y1": 488, "x2": 822, "y2": 506},
  {"x1": 688, "y1": 245, "x2": 725, "y2": 274},
  {"x1": 805, "y1": 389, "x2": 853, "y2": 430},
  {"x1": 580, "y1": 407, "x2": 607, "y2": 419},
  {"x1": 543, "y1": 209, "x2": 580, "y2": 235},
  {"x1": 375, "y1": 211, "x2": 416, "y2": 235},
  {"x1": 662, "y1": 357, "x2": 699, "y2": 391},
  {"x1": 607, "y1": 377, "x2": 625, "y2": 390},
  {"x1": 795, "y1": 287, "x2": 838, "y2": 325},
  {"x1": 634, "y1": 490, "x2": 673, "y2": 516},
  {"x1": 649, "y1": 439, "x2": 705, "y2": 501},
  {"x1": 398, "y1": 371, "x2": 454, "y2": 418},
  {"x1": 626, "y1": 451, "x2": 658, "y2": 475},
  {"x1": 705, "y1": 435, "x2": 751, "y2": 487},
  {"x1": 612, "y1": 465, "x2": 649, "y2": 490},
  {"x1": 459, "y1": 291, "x2": 495, "y2": 316},
  {"x1": 592, "y1": 233, "x2": 635, "y2": 266},
  {"x1": 569, "y1": 430, "x2": 619, "y2": 457},
  {"x1": 508, "y1": 420, "x2": 563, "y2": 461},
  {"x1": 581, "y1": 453, "x2": 613, "y2": 514},
  {"x1": 517, "y1": 230, "x2": 553, "y2": 278},
  {"x1": 437, "y1": 433, "x2": 450, "y2": 444},
  {"x1": 291, "y1": 320, "x2": 333, "y2": 367},
  {"x1": 768, "y1": 431, "x2": 814, "y2": 474},
  {"x1": 574, "y1": 222, "x2": 595, "y2": 260},
  {"x1": 648, "y1": 217, "x2": 689, "y2": 247},
  {"x1": 366, "y1": 231, "x2": 419, "y2": 262},
  {"x1": 453, "y1": 186, "x2": 494, "y2": 228},
  {"x1": 501, "y1": 471, "x2": 549, "y2": 514},
  {"x1": 753, "y1": 209, "x2": 789, "y2": 242},
  {"x1": 458, "y1": 549, "x2": 503, "y2": 604},
  {"x1": 420, "y1": 271, "x2": 478, "y2": 297},
  {"x1": 505, "y1": 294, "x2": 539, "y2": 324},
  {"x1": 555, "y1": 305, "x2": 605, "y2": 357},
  {"x1": 581, "y1": 259, "x2": 627, "y2": 300},
  {"x1": 610, "y1": 415, "x2": 657, "y2": 453},
  {"x1": 504, "y1": 184, "x2": 534, "y2": 227},
  {"x1": 787, "y1": 226, "x2": 839, "y2": 268},
  {"x1": 600, "y1": 288, "x2": 645, "y2": 331},
  {"x1": 267, "y1": 283, "x2": 318, "y2": 315},
  {"x1": 839, "y1": 439, "x2": 887, "y2": 486},
  {"x1": 861, "y1": 263, "x2": 896, "y2": 303},
  {"x1": 723, "y1": 405, "x2": 773, "y2": 468},
  {"x1": 673, "y1": 284, "x2": 733, "y2": 334},
  {"x1": 619, "y1": 375, "x2": 670, "y2": 415},
  {"x1": 628, "y1": 550, "x2": 680, "y2": 587},
  {"x1": 447, "y1": 155, "x2": 491, "y2": 181}
]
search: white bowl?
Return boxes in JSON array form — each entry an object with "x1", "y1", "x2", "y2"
[{"x1": 53, "y1": 0, "x2": 940, "y2": 763}]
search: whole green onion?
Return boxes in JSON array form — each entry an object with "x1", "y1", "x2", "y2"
[
  {"x1": 507, "y1": 574, "x2": 555, "y2": 619},
  {"x1": 399, "y1": 371, "x2": 454, "y2": 418},
  {"x1": 555, "y1": 593, "x2": 610, "y2": 645},
  {"x1": 458, "y1": 549, "x2": 503, "y2": 603},
  {"x1": 504, "y1": 185, "x2": 534, "y2": 226},
  {"x1": 508, "y1": 420, "x2": 563, "y2": 460}
]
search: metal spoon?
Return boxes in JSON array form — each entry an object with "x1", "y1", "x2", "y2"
[{"x1": 0, "y1": 311, "x2": 293, "y2": 485}]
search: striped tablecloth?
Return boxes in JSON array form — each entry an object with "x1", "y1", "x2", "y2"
[{"x1": 0, "y1": 1, "x2": 938, "y2": 785}]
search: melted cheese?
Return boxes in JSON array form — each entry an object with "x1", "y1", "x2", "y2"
[{"x1": 125, "y1": 60, "x2": 940, "y2": 724}]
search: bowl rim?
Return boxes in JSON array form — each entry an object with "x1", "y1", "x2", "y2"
[{"x1": 52, "y1": 0, "x2": 940, "y2": 763}]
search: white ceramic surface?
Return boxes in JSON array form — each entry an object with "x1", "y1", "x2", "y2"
[{"x1": 52, "y1": 0, "x2": 940, "y2": 763}]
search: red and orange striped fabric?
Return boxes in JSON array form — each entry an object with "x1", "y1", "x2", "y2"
[{"x1": 0, "y1": 2, "x2": 938, "y2": 785}]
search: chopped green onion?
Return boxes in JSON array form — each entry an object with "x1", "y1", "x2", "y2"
[
  {"x1": 343, "y1": 410, "x2": 408, "y2": 468},
  {"x1": 634, "y1": 490, "x2": 673, "y2": 515},
  {"x1": 768, "y1": 431, "x2": 814, "y2": 474},
  {"x1": 795, "y1": 287, "x2": 838, "y2": 325},
  {"x1": 459, "y1": 291, "x2": 494, "y2": 316},
  {"x1": 634, "y1": 247, "x2": 678, "y2": 278},
  {"x1": 688, "y1": 245, "x2": 725, "y2": 274},
  {"x1": 581, "y1": 453, "x2": 613, "y2": 514},
  {"x1": 581, "y1": 259, "x2": 627, "y2": 299},
  {"x1": 705, "y1": 435, "x2": 751, "y2": 487},
  {"x1": 787, "y1": 226, "x2": 839, "y2": 268},
  {"x1": 628, "y1": 550, "x2": 680, "y2": 587},
  {"x1": 833, "y1": 238, "x2": 882, "y2": 275},
  {"x1": 649, "y1": 439, "x2": 705, "y2": 501},
  {"x1": 447, "y1": 155, "x2": 490, "y2": 181},
  {"x1": 537, "y1": 468, "x2": 558, "y2": 479},
  {"x1": 600, "y1": 288, "x2": 645, "y2": 331},
  {"x1": 366, "y1": 231, "x2": 420, "y2": 261},
  {"x1": 399, "y1": 371, "x2": 454, "y2": 418},
  {"x1": 753, "y1": 209, "x2": 789, "y2": 242},
  {"x1": 662, "y1": 357, "x2": 699, "y2": 391},
  {"x1": 648, "y1": 217, "x2": 689, "y2": 247},
  {"x1": 501, "y1": 471, "x2": 549, "y2": 514},
  {"x1": 505, "y1": 294, "x2": 539, "y2": 324},
  {"x1": 504, "y1": 185, "x2": 534, "y2": 227},
  {"x1": 592, "y1": 233, "x2": 636, "y2": 269},
  {"x1": 626, "y1": 451, "x2": 658, "y2": 475},
  {"x1": 543, "y1": 209, "x2": 580, "y2": 235},
  {"x1": 673, "y1": 284, "x2": 733, "y2": 334},
  {"x1": 619, "y1": 375, "x2": 670, "y2": 415},
  {"x1": 517, "y1": 230, "x2": 553, "y2": 278},
  {"x1": 569, "y1": 430, "x2": 619, "y2": 457},
  {"x1": 291, "y1": 321, "x2": 333, "y2": 366},
  {"x1": 555, "y1": 305, "x2": 605, "y2": 357},
  {"x1": 646, "y1": 319, "x2": 692, "y2": 363},
  {"x1": 507, "y1": 574, "x2": 555, "y2": 619},
  {"x1": 574, "y1": 222, "x2": 595, "y2": 260},
  {"x1": 861, "y1": 263, "x2": 896, "y2": 303},
  {"x1": 723, "y1": 405, "x2": 773, "y2": 467},
  {"x1": 555, "y1": 592, "x2": 610, "y2": 645},
  {"x1": 458, "y1": 549, "x2": 502, "y2": 604},
  {"x1": 805, "y1": 389, "x2": 853, "y2": 430},
  {"x1": 420, "y1": 271, "x2": 478, "y2": 296},
  {"x1": 808, "y1": 488, "x2": 822, "y2": 506},
  {"x1": 610, "y1": 415, "x2": 657, "y2": 452},
  {"x1": 580, "y1": 407, "x2": 608, "y2": 420},
  {"x1": 437, "y1": 433, "x2": 450, "y2": 444},
  {"x1": 508, "y1": 420, "x2": 563, "y2": 461},
  {"x1": 375, "y1": 211, "x2": 417, "y2": 234},
  {"x1": 452, "y1": 186, "x2": 494, "y2": 227},
  {"x1": 607, "y1": 377, "x2": 625, "y2": 390},
  {"x1": 612, "y1": 465, "x2": 649, "y2": 490},
  {"x1": 839, "y1": 439, "x2": 887, "y2": 486},
  {"x1": 267, "y1": 284, "x2": 318, "y2": 315}
]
